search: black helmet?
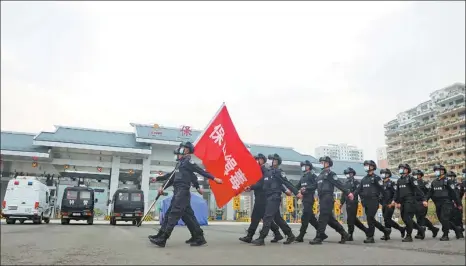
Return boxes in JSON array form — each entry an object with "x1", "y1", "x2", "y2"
[
  {"x1": 268, "y1": 153, "x2": 282, "y2": 165},
  {"x1": 300, "y1": 160, "x2": 313, "y2": 169},
  {"x1": 363, "y1": 160, "x2": 377, "y2": 170},
  {"x1": 380, "y1": 168, "x2": 392, "y2": 177},
  {"x1": 254, "y1": 153, "x2": 267, "y2": 162},
  {"x1": 318, "y1": 156, "x2": 333, "y2": 167},
  {"x1": 174, "y1": 141, "x2": 194, "y2": 154},
  {"x1": 343, "y1": 167, "x2": 356, "y2": 176},
  {"x1": 412, "y1": 169, "x2": 424, "y2": 177},
  {"x1": 447, "y1": 171, "x2": 457, "y2": 178},
  {"x1": 433, "y1": 164, "x2": 446, "y2": 172},
  {"x1": 398, "y1": 163, "x2": 411, "y2": 174}
]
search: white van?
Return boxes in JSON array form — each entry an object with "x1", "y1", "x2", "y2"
[{"x1": 2, "y1": 176, "x2": 52, "y2": 224}]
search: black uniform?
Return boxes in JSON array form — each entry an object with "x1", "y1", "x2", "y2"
[
  {"x1": 354, "y1": 173, "x2": 388, "y2": 241},
  {"x1": 451, "y1": 180, "x2": 464, "y2": 235},
  {"x1": 426, "y1": 176, "x2": 462, "y2": 240},
  {"x1": 252, "y1": 165, "x2": 299, "y2": 245},
  {"x1": 381, "y1": 178, "x2": 405, "y2": 239},
  {"x1": 311, "y1": 168, "x2": 350, "y2": 244},
  {"x1": 394, "y1": 175, "x2": 425, "y2": 240},
  {"x1": 151, "y1": 171, "x2": 202, "y2": 244},
  {"x1": 340, "y1": 178, "x2": 367, "y2": 238},
  {"x1": 151, "y1": 155, "x2": 216, "y2": 247},
  {"x1": 240, "y1": 164, "x2": 282, "y2": 242},
  {"x1": 296, "y1": 170, "x2": 319, "y2": 238},
  {"x1": 414, "y1": 179, "x2": 439, "y2": 238}
]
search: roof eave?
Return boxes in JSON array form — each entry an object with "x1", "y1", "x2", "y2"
[
  {"x1": 32, "y1": 140, "x2": 151, "y2": 155},
  {"x1": 0, "y1": 150, "x2": 50, "y2": 158}
]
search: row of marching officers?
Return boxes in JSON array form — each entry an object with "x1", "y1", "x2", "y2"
[{"x1": 239, "y1": 154, "x2": 465, "y2": 245}]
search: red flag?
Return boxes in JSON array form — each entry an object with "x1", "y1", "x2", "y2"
[{"x1": 194, "y1": 103, "x2": 262, "y2": 208}]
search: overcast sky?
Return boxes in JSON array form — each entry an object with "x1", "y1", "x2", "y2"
[{"x1": 1, "y1": 1, "x2": 465, "y2": 159}]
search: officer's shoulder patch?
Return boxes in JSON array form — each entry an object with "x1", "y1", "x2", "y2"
[
  {"x1": 189, "y1": 159, "x2": 195, "y2": 164},
  {"x1": 413, "y1": 180, "x2": 418, "y2": 186},
  {"x1": 450, "y1": 184, "x2": 455, "y2": 189},
  {"x1": 425, "y1": 183, "x2": 431, "y2": 188},
  {"x1": 378, "y1": 180, "x2": 383, "y2": 186},
  {"x1": 281, "y1": 171, "x2": 286, "y2": 178}
]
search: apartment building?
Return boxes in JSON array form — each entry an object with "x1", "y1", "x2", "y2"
[
  {"x1": 315, "y1": 143, "x2": 364, "y2": 162},
  {"x1": 376, "y1": 146, "x2": 389, "y2": 169},
  {"x1": 384, "y1": 83, "x2": 466, "y2": 177}
]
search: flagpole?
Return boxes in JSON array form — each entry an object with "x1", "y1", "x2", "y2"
[{"x1": 193, "y1": 102, "x2": 226, "y2": 146}]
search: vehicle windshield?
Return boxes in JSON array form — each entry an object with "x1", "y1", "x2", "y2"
[
  {"x1": 131, "y1": 193, "x2": 142, "y2": 202},
  {"x1": 66, "y1": 190, "x2": 78, "y2": 200},
  {"x1": 80, "y1": 191, "x2": 91, "y2": 200}
]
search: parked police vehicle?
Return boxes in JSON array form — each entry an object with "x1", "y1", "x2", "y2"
[
  {"x1": 109, "y1": 188, "x2": 144, "y2": 226},
  {"x1": 60, "y1": 185, "x2": 97, "y2": 225},
  {"x1": 2, "y1": 176, "x2": 52, "y2": 224}
]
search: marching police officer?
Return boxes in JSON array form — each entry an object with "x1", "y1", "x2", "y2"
[
  {"x1": 149, "y1": 170, "x2": 203, "y2": 244},
  {"x1": 240, "y1": 153, "x2": 284, "y2": 243},
  {"x1": 310, "y1": 156, "x2": 352, "y2": 245},
  {"x1": 447, "y1": 171, "x2": 464, "y2": 239},
  {"x1": 391, "y1": 163, "x2": 427, "y2": 242},
  {"x1": 412, "y1": 169, "x2": 440, "y2": 239},
  {"x1": 340, "y1": 167, "x2": 367, "y2": 241},
  {"x1": 295, "y1": 160, "x2": 320, "y2": 242},
  {"x1": 251, "y1": 154, "x2": 299, "y2": 246},
  {"x1": 354, "y1": 160, "x2": 389, "y2": 243},
  {"x1": 379, "y1": 169, "x2": 405, "y2": 240},
  {"x1": 426, "y1": 165, "x2": 462, "y2": 241},
  {"x1": 149, "y1": 142, "x2": 223, "y2": 248}
]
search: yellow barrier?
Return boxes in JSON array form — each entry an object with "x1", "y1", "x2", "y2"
[{"x1": 357, "y1": 202, "x2": 363, "y2": 217}]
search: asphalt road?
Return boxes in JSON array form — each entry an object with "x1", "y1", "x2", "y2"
[{"x1": 1, "y1": 221, "x2": 465, "y2": 265}]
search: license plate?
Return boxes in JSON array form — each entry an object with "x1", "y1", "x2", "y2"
[
  {"x1": 8, "y1": 206, "x2": 17, "y2": 210},
  {"x1": 125, "y1": 214, "x2": 133, "y2": 217},
  {"x1": 25, "y1": 208, "x2": 32, "y2": 213},
  {"x1": 73, "y1": 213, "x2": 81, "y2": 216}
]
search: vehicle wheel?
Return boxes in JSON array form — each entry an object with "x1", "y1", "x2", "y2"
[
  {"x1": 44, "y1": 217, "x2": 50, "y2": 224},
  {"x1": 110, "y1": 217, "x2": 116, "y2": 225},
  {"x1": 87, "y1": 217, "x2": 94, "y2": 225},
  {"x1": 19, "y1": 219, "x2": 25, "y2": 224},
  {"x1": 61, "y1": 218, "x2": 70, "y2": 225},
  {"x1": 6, "y1": 218, "x2": 15, "y2": 224},
  {"x1": 135, "y1": 219, "x2": 141, "y2": 226},
  {"x1": 132, "y1": 220, "x2": 137, "y2": 226}
]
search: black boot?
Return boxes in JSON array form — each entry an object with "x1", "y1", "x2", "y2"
[
  {"x1": 440, "y1": 233, "x2": 449, "y2": 241},
  {"x1": 431, "y1": 227, "x2": 440, "y2": 238},
  {"x1": 309, "y1": 237, "x2": 323, "y2": 245},
  {"x1": 415, "y1": 226, "x2": 425, "y2": 240},
  {"x1": 270, "y1": 232, "x2": 284, "y2": 243},
  {"x1": 339, "y1": 231, "x2": 349, "y2": 244},
  {"x1": 185, "y1": 236, "x2": 196, "y2": 244},
  {"x1": 381, "y1": 228, "x2": 391, "y2": 241},
  {"x1": 321, "y1": 233, "x2": 329, "y2": 241},
  {"x1": 283, "y1": 232, "x2": 296, "y2": 245},
  {"x1": 295, "y1": 231, "x2": 306, "y2": 242},
  {"x1": 190, "y1": 234, "x2": 207, "y2": 247},
  {"x1": 402, "y1": 235, "x2": 413, "y2": 242},
  {"x1": 399, "y1": 227, "x2": 406, "y2": 238},
  {"x1": 148, "y1": 230, "x2": 163, "y2": 240},
  {"x1": 149, "y1": 232, "x2": 169, "y2": 247},
  {"x1": 251, "y1": 235, "x2": 266, "y2": 246},
  {"x1": 364, "y1": 236, "x2": 375, "y2": 243},
  {"x1": 454, "y1": 226, "x2": 463, "y2": 239},
  {"x1": 239, "y1": 232, "x2": 254, "y2": 243},
  {"x1": 347, "y1": 233, "x2": 354, "y2": 242}
]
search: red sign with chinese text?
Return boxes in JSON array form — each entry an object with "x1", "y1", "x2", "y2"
[{"x1": 194, "y1": 104, "x2": 262, "y2": 208}]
